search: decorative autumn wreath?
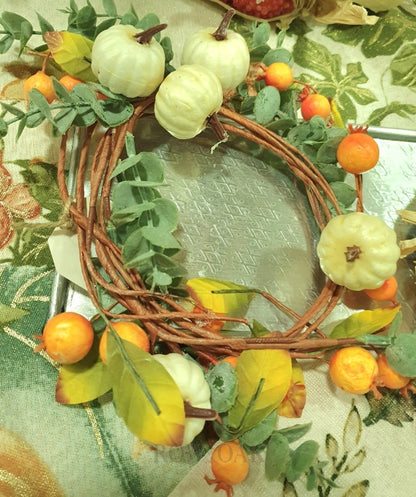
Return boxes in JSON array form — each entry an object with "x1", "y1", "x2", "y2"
[{"x1": 1, "y1": 2, "x2": 415, "y2": 489}]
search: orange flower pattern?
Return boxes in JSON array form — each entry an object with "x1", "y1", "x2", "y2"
[{"x1": 0, "y1": 150, "x2": 41, "y2": 249}]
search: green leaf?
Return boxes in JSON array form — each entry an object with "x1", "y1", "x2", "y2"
[
  {"x1": 251, "y1": 320, "x2": 271, "y2": 337},
  {"x1": 329, "y1": 181, "x2": 357, "y2": 208},
  {"x1": 102, "y1": 0, "x2": 118, "y2": 17},
  {"x1": 239, "y1": 410, "x2": 278, "y2": 448},
  {"x1": 286, "y1": 440, "x2": 319, "y2": 483},
  {"x1": 205, "y1": 361, "x2": 238, "y2": 413},
  {"x1": 265, "y1": 431, "x2": 290, "y2": 480},
  {"x1": 0, "y1": 34, "x2": 14, "y2": 53},
  {"x1": 107, "y1": 334, "x2": 186, "y2": 446},
  {"x1": 1, "y1": 102, "x2": 25, "y2": 118},
  {"x1": 19, "y1": 20, "x2": 33, "y2": 55},
  {"x1": 277, "y1": 422, "x2": 312, "y2": 444},
  {"x1": 254, "y1": 85, "x2": 281, "y2": 125},
  {"x1": 76, "y1": 5, "x2": 97, "y2": 36},
  {"x1": 36, "y1": 13, "x2": 55, "y2": 35},
  {"x1": 329, "y1": 306, "x2": 401, "y2": 339},
  {"x1": 55, "y1": 339, "x2": 112, "y2": 404},
  {"x1": 94, "y1": 98, "x2": 134, "y2": 128},
  {"x1": 262, "y1": 48, "x2": 293, "y2": 66},
  {"x1": 27, "y1": 89, "x2": 55, "y2": 125},
  {"x1": 140, "y1": 225, "x2": 181, "y2": 249},
  {"x1": 53, "y1": 107, "x2": 78, "y2": 136},
  {"x1": 227, "y1": 349, "x2": 292, "y2": 435},
  {"x1": 252, "y1": 22, "x2": 271, "y2": 48},
  {"x1": 111, "y1": 201, "x2": 156, "y2": 226},
  {"x1": 0, "y1": 116, "x2": 8, "y2": 137},
  {"x1": 386, "y1": 333, "x2": 416, "y2": 377},
  {"x1": 0, "y1": 302, "x2": 29, "y2": 326},
  {"x1": 0, "y1": 12, "x2": 31, "y2": 39}
]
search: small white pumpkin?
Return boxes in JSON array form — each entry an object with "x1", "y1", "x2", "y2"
[
  {"x1": 153, "y1": 353, "x2": 212, "y2": 446},
  {"x1": 154, "y1": 64, "x2": 223, "y2": 139},
  {"x1": 181, "y1": 25, "x2": 250, "y2": 90},
  {"x1": 91, "y1": 24, "x2": 165, "y2": 98},
  {"x1": 317, "y1": 212, "x2": 400, "y2": 291}
]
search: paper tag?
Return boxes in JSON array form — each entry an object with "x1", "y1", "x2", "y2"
[{"x1": 48, "y1": 227, "x2": 86, "y2": 290}]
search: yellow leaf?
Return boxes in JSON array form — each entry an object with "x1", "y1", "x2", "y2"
[
  {"x1": 186, "y1": 277, "x2": 257, "y2": 316},
  {"x1": 44, "y1": 31, "x2": 97, "y2": 82},
  {"x1": 330, "y1": 305, "x2": 401, "y2": 339},
  {"x1": 278, "y1": 359, "x2": 306, "y2": 418},
  {"x1": 107, "y1": 335, "x2": 185, "y2": 446},
  {"x1": 55, "y1": 338, "x2": 112, "y2": 405},
  {"x1": 329, "y1": 98, "x2": 345, "y2": 128},
  {"x1": 227, "y1": 349, "x2": 292, "y2": 435}
]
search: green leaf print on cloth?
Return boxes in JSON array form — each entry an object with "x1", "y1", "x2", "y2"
[
  {"x1": 292, "y1": 34, "x2": 377, "y2": 123},
  {"x1": 322, "y1": 8, "x2": 416, "y2": 58}
]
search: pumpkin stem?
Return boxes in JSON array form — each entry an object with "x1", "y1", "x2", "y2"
[
  {"x1": 184, "y1": 401, "x2": 217, "y2": 420},
  {"x1": 212, "y1": 9, "x2": 235, "y2": 41},
  {"x1": 207, "y1": 113, "x2": 228, "y2": 142},
  {"x1": 134, "y1": 23, "x2": 167, "y2": 44},
  {"x1": 345, "y1": 244, "x2": 362, "y2": 262}
]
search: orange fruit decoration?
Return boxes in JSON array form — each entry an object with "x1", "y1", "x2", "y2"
[
  {"x1": 205, "y1": 440, "x2": 249, "y2": 497},
  {"x1": 329, "y1": 346, "x2": 380, "y2": 397},
  {"x1": 264, "y1": 62, "x2": 294, "y2": 91},
  {"x1": 376, "y1": 353, "x2": 411, "y2": 390},
  {"x1": 336, "y1": 129, "x2": 379, "y2": 174},
  {"x1": 364, "y1": 276, "x2": 398, "y2": 303},
  {"x1": 59, "y1": 74, "x2": 84, "y2": 91},
  {"x1": 300, "y1": 93, "x2": 331, "y2": 121},
  {"x1": 220, "y1": 355, "x2": 239, "y2": 368},
  {"x1": 35, "y1": 312, "x2": 94, "y2": 364},
  {"x1": 99, "y1": 321, "x2": 150, "y2": 364},
  {"x1": 24, "y1": 71, "x2": 56, "y2": 103}
]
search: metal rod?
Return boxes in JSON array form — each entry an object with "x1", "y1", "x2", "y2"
[
  {"x1": 47, "y1": 127, "x2": 83, "y2": 320},
  {"x1": 367, "y1": 126, "x2": 416, "y2": 143}
]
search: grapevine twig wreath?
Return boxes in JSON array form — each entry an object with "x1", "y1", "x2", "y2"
[
  {"x1": 1, "y1": 2, "x2": 415, "y2": 486},
  {"x1": 55, "y1": 97, "x2": 353, "y2": 357}
]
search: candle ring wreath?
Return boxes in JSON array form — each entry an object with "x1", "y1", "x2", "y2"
[{"x1": 1, "y1": 2, "x2": 416, "y2": 489}]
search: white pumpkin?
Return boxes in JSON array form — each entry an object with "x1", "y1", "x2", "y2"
[
  {"x1": 91, "y1": 24, "x2": 165, "y2": 98},
  {"x1": 153, "y1": 353, "x2": 212, "y2": 446},
  {"x1": 181, "y1": 27, "x2": 250, "y2": 90},
  {"x1": 317, "y1": 212, "x2": 401, "y2": 291},
  {"x1": 154, "y1": 64, "x2": 223, "y2": 139}
]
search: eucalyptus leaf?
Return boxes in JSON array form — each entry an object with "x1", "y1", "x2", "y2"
[
  {"x1": 265, "y1": 431, "x2": 290, "y2": 480},
  {"x1": 277, "y1": 422, "x2": 312, "y2": 444},
  {"x1": 151, "y1": 198, "x2": 179, "y2": 231},
  {"x1": 94, "y1": 98, "x2": 134, "y2": 128},
  {"x1": 239, "y1": 410, "x2": 277, "y2": 448},
  {"x1": 141, "y1": 225, "x2": 181, "y2": 249},
  {"x1": 386, "y1": 333, "x2": 416, "y2": 377},
  {"x1": 329, "y1": 181, "x2": 357, "y2": 209},
  {"x1": 102, "y1": 0, "x2": 118, "y2": 17},
  {"x1": 53, "y1": 107, "x2": 78, "y2": 136},
  {"x1": 0, "y1": 117, "x2": 8, "y2": 138},
  {"x1": 285, "y1": 440, "x2": 319, "y2": 483},
  {"x1": 263, "y1": 48, "x2": 293, "y2": 66},
  {"x1": 252, "y1": 22, "x2": 271, "y2": 48},
  {"x1": 28, "y1": 89, "x2": 55, "y2": 125},
  {"x1": 76, "y1": 5, "x2": 97, "y2": 34},
  {"x1": 111, "y1": 201, "x2": 156, "y2": 227},
  {"x1": 36, "y1": 13, "x2": 55, "y2": 34},
  {"x1": 254, "y1": 86, "x2": 281, "y2": 125},
  {"x1": 19, "y1": 20, "x2": 33, "y2": 55},
  {"x1": 205, "y1": 361, "x2": 238, "y2": 413},
  {"x1": 1, "y1": 12, "x2": 31, "y2": 39},
  {"x1": 1, "y1": 102, "x2": 25, "y2": 118},
  {"x1": 95, "y1": 18, "x2": 118, "y2": 37},
  {"x1": 0, "y1": 34, "x2": 14, "y2": 53}
]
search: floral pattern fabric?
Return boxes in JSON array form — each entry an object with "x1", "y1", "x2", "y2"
[{"x1": 0, "y1": 1, "x2": 415, "y2": 496}]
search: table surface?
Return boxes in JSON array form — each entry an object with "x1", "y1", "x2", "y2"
[{"x1": 1, "y1": 2, "x2": 416, "y2": 497}]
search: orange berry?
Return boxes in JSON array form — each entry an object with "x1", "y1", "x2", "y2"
[
  {"x1": 59, "y1": 74, "x2": 84, "y2": 92},
  {"x1": 364, "y1": 276, "x2": 398, "y2": 302},
  {"x1": 220, "y1": 355, "x2": 239, "y2": 367},
  {"x1": 336, "y1": 132, "x2": 379, "y2": 174},
  {"x1": 329, "y1": 346, "x2": 378, "y2": 395},
  {"x1": 99, "y1": 321, "x2": 150, "y2": 364},
  {"x1": 35, "y1": 312, "x2": 94, "y2": 364},
  {"x1": 205, "y1": 441, "x2": 249, "y2": 496},
  {"x1": 264, "y1": 62, "x2": 294, "y2": 91},
  {"x1": 376, "y1": 353, "x2": 411, "y2": 390},
  {"x1": 300, "y1": 93, "x2": 331, "y2": 121},
  {"x1": 24, "y1": 71, "x2": 55, "y2": 103}
]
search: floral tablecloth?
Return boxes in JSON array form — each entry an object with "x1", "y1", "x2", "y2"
[{"x1": 1, "y1": 1, "x2": 416, "y2": 496}]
